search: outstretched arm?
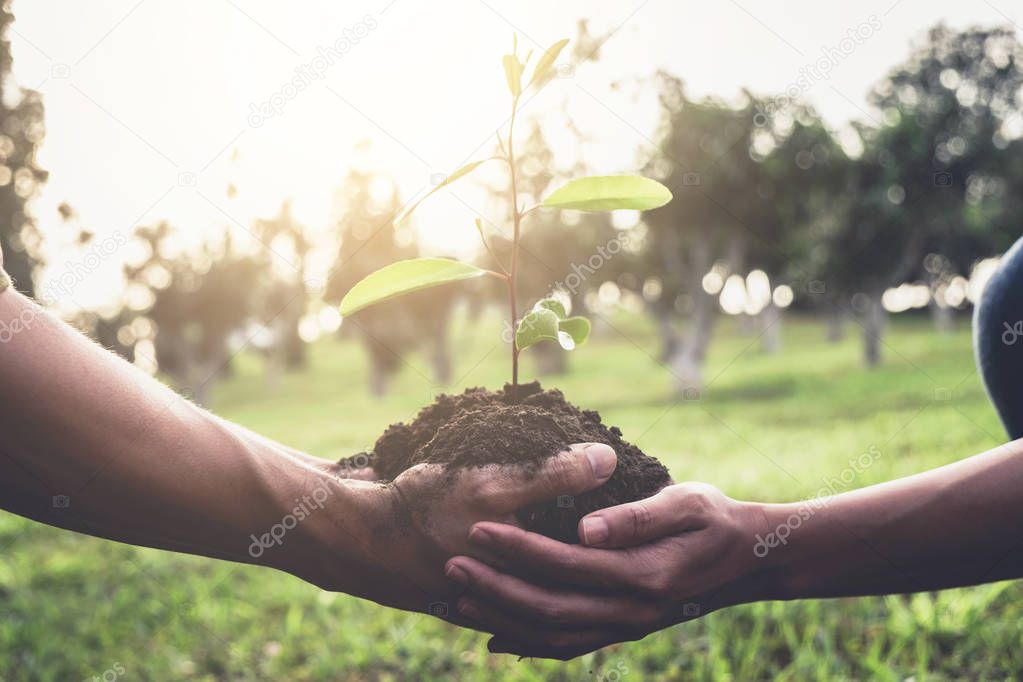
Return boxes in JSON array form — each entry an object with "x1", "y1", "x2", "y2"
[
  {"x1": 448, "y1": 438, "x2": 1023, "y2": 658},
  {"x1": 0, "y1": 265, "x2": 618, "y2": 615},
  {"x1": 0, "y1": 278, "x2": 387, "y2": 592}
]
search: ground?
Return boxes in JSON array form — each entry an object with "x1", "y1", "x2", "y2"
[{"x1": 2, "y1": 311, "x2": 1020, "y2": 680}]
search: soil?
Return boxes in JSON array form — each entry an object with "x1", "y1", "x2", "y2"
[{"x1": 338, "y1": 381, "x2": 672, "y2": 543}]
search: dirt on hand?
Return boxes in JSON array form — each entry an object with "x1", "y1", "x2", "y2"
[{"x1": 338, "y1": 381, "x2": 672, "y2": 543}]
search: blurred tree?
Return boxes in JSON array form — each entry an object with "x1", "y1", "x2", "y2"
[
  {"x1": 252, "y1": 201, "x2": 312, "y2": 386},
  {"x1": 641, "y1": 75, "x2": 768, "y2": 393},
  {"x1": 121, "y1": 224, "x2": 263, "y2": 406},
  {"x1": 325, "y1": 169, "x2": 456, "y2": 396},
  {"x1": 809, "y1": 23, "x2": 1023, "y2": 365},
  {"x1": 745, "y1": 101, "x2": 850, "y2": 353},
  {"x1": 0, "y1": 2, "x2": 47, "y2": 296}
]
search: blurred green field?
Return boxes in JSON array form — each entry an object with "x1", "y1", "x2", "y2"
[{"x1": 2, "y1": 311, "x2": 1020, "y2": 681}]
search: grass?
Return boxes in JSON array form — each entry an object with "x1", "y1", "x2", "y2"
[{"x1": 2, "y1": 309, "x2": 1020, "y2": 680}]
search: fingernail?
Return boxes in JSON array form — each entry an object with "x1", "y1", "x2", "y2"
[
  {"x1": 458, "y1": 598, "x2": 481, "y2": 621},
  {"x1": 581, "y1": 516, "x2": 609, "y2": 545},
  {"x1": 445, "y1": 562, "x2": 469, "y2": 585},
  {"x1": 468, "y1": 525, "x2": 494, "y2": 548},
  {"x1": 582, "y1": 443, "x2": 616, "y2": 480}
]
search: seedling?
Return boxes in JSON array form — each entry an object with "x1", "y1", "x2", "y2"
[{"x1": 339, "y1": 36, "x2": 672, "y2": 387}]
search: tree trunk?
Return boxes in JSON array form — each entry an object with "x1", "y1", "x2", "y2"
[
  {"x1": 532, "y1": 341, "x2": 568, "y2": 376},
  {"x1": 862, "y1": 293, "x2": 885, "y2": 367},
  {"x1": 826, "y1": 304, "x2": 846, "y2": 343},
  {"x1": 930, "y1": 300, "x2": 954, "y2": 333},
  {"x1": 668, "y1": 343, "x2": 706, "y2": 396},
  {"x1": 669, "y1": 286, "x2": 717, "y2": 396},
  {"x1": 369, "y1": 356, "x2": 388, "y2": 397},
  {"x1": 760, "y1": 301, "x2": 782, "y2": 354},
  {"x1": 265, "y1": 318, "x2": 287, "y2": 392},
  {"x1": 650, "y1": 306, "x2": 679, "y2": 362},
  {"x1": 430, "y1": 325, "x2": 452, "y2": 385},
  {"x1": 265, "y1": 350, "x2": 283, "y2": 393},
  {"x1": 283, "y1": 325, "x2": 307, "y2": 369},
  {"x1": 667, "y1": 236, "x2": 721, "y2": 396}
]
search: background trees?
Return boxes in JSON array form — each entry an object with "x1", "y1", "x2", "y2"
[
  {"x1": 325, "y1": 169, "x2": 458, "y2": 396},
  {"x1": 0, "y1": 3, "x2": 47, "y2": 297},
  {"x1": 3, "y1": 18, "x2": 1020, "y2": 399}
]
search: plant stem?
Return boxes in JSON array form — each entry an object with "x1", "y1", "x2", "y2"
[{"x1": 507, "y1": 95, "x2": 521, "y2": 388}]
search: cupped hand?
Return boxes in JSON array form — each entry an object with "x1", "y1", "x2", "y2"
[
  {"x1": 342, "y1": 443, "x2": 619, "y2": 617},
  {"x1": 444, "y1": 482, "x2": 775, "y2": 659}
]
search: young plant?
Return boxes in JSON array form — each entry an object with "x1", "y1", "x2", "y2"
[{"x1": 339, "y1": 36, "x2": 672, "y2": 388}]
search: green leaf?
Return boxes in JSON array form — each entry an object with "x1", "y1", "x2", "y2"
[
  {"x1": 515, "y1": 308, "x2": 561, "y2": 351},
  {"x1": 558, "y1": 316, "x2": 591, "y2": 347},
  {"x1": 502, "y1": 54, "x2": 523, "y2": 97},
  {"x1": 516, "y1": 309, "x2": 588, "y2": 351},
  {"x1": 339, "y1": 258, "x2": 487, "y2": 316},
  {"x1": 396, "y1": 159, "x2": 494, "y2": 224},
  {"x1": 534, "y1": 297, "x2": 567, "y2": 318},
  {"x1": 542, "y1": 175, "x2": 673, "y2": 211},
  {"x1": 528, "y1": 38, "x2": 569, "y2": 88}
]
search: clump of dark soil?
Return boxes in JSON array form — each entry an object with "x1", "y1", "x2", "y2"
[{"x1": 338, "y1": 381, "x2": 672, "y2": 543}]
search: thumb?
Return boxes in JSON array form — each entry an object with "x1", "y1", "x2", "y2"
[
  {"x1": 578, "y1": 483, "x2": 703, "y2": 548},
  {"x1": 487, "y1": 442, "x2": 616, "y2": 513}
]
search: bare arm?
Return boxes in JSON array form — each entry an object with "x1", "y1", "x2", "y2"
[
  {"x1": 0, "y1": 282, "x2": 382, "y2": 590},
  {"x1": 0, "y1": 273, "x2": 619, "y2": 614},
  {"x1": 447, "y1": 439, "x2": 1023, "y2": 658},
  {"x1": 764, "y1": 438, "x2": 1023, "y2": 597}
]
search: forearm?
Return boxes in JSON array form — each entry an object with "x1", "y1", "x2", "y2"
[
  {"x1": 762, "y1": 439, "x2": 1023, "y2": 599},
  {"x1": 0, "y1": 288, "x2": 377, "y2": 588}
]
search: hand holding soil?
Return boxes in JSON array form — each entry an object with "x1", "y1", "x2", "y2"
[
  {"x1": 306, "y1": 442, "x2": 624, "y2": 619},
  {"x1": 364, "y1": 442, "x2": 620, "y2": 613},
  {"x1": 340, "y1": 382, "x2": 672, "y2": 543},
  {"x1": 443, "y1": 482, "x2": 770, "y2": 659}
]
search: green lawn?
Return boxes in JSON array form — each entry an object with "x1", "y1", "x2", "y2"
[{"x1": 2, "y1": 311, "x2": 1020, "y2": 680}]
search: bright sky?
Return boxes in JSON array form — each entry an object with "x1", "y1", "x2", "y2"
[{"x1": 9, "y1": 0, "x2": 1023, "y2": 309}]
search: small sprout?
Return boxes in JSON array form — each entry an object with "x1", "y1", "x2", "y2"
[
  {"x1": 337, "y1": 37, "x2": 671, "y2": 387},
  {"x1": 516, "y1": 298, "x2": 592, "y2": 351},
  {"x1": 515, "y1": 307, "x2": 562, "y2": 351},
  {"x1": 558, "y1": 315, "x2": 591, "y2": 347},
  {"x1": 534, "y1": 297, "x2": 567, "y2": 318}
]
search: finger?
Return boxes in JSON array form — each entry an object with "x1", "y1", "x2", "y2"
[
  {"x1": 456, "y1": 595, "x2": 604, "y2": 639},
  {"x1": 578, "y1": 484, "x2": 708, "y2": 548},
  {"x1": 341, "y1": 467, "x2": 379, "y2": 481},
  {"x1": 488, "y1": 634, "x2": 622, "y2": 661},
  {"x1": 477, "y1": 443, "x2": 617, "y2": 513},
  {"x1": 467, "y1": 521, "x2": 651, "y2": 591},
  {"x1": 456, "y1": 596, "x2": 633, "y2": 650},
  {"x1": 445, "y1": 556, "x2": 661, "y2": 628}
]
